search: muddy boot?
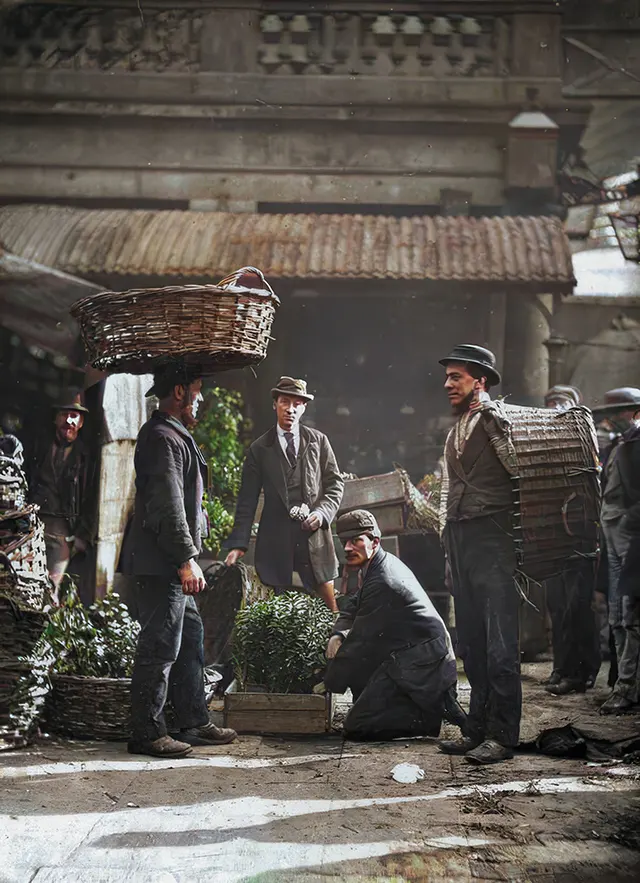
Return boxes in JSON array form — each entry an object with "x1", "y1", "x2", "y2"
[
  {"x1": 545, "y1": 678, "x2": 586, "y2": 696},
  {"x1": 465, "y1": 739, "x2": 514, "y2": 765},
  {"x1": 542, "y1": 669, "x2": 562, "y2": 687},
  {"x1": 172, "y1": 722, "x2": 238, "y2": 746},
  {"x1": 437, "y1": 736, "x2": 482, "y2": 756},
  {"x1": 599, "y1": 694, "x2": 635, "y2": 715},
  {"x1": 128, "y1": 735, "x2": 193, "y2": 758}
]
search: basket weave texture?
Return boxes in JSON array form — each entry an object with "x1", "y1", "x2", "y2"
[
  {"x1": 46, "y1": 674, "x2": 132, "y2": 740},
  {"x1": 502, "y1": 404, "x2": 600, "y2": 581},
  {"x1": 0, "y1": 599, "x2": 47, "y2": 662},
  {"x1": 0, "y1": 457, "x2": 28, "y2": 512},
  {"x1": 71, "y1": 281, "x2": 280, "y2": 375},
  {"x1": 0, "y1": 506, "x2": 49, "y2": 610}
]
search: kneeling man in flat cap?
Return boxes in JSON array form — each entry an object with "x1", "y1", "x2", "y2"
[
  {"x1": 324, "y1": 510, "x2": 464, "y2": 741},
  {"x1": 225, "y1": 376, "x2": 344, "y2": 611}
]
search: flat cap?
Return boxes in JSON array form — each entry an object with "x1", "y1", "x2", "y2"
[{"x1": 336, "y1": 509, "x2": 382, "y2": 540}]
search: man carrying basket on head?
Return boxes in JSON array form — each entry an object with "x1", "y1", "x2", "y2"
[
  {"x1": 225, "y1": 376, "x2": 344, "y2": 612},
  {"x1": 121, "y1": 363, "x2": 237, "y2": 759}
]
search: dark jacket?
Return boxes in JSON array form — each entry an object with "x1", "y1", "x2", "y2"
[
  {"x1": 445, "y1": 417, "x2": 513, "y2": 521},
  {"x1": 120, "y1": 411, "x2": 209, "y2": 578},
  {"x1": 226, "y1": 424, "x2": 344, "y2": 586},
  {"x1": 27, "y1": 434, "x2": 98, "y2": 544},
  {"x1": 326, "y1": 547, "x2": 456, "y2": 701},
  {"x1": 617, "y1": 424, "x2": 640, "y2": 601}
]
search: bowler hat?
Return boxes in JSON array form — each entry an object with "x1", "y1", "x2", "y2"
[
  {"x1": 271, "y1": 376, "x2": 314, "y2": 402},
  {"x1": 146, "y1": 362, "x2": 203, "y2": 398},
  {"x1": 439, "y1": 344, "x2": 501, "y2": 387},
  {"x1": 591, "y1": 387, "x2": 640, "y2": 419},
  {"x1": 336, "y1": 509, "x2": 382, "y2": 540},
  {"x1": 52, "y1": 389, "x2": 89, "y2": 414}
]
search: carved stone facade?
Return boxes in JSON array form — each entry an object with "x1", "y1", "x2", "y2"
[
  {"x1": 0, "y1": 5, "x2": 203, "y2": 71},
  {"x1": 258, "y1": 12, "x2": 509, "y2": 78}
]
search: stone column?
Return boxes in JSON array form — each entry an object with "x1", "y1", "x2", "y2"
[{"x1": 502, "y1": 293, "x2": 552, "y2": 406}]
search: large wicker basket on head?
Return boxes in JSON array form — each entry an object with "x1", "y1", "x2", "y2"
[
  {"x1": 70, "y1": 266, "x2": 280, "y2": 375},
  {"x1": 45, "y1": 674, "x2": 132, "y2": 741}
]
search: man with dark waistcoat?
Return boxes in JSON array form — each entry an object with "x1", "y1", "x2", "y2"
[
  {"x1": 225, "y1": 376, "x2": 344, "y2": 612},
  {"x1": 120, "y1": 364, "x2": 237, "y2": 758},
  {"x1": 437, "y1": 344, "x2": 520, "y2": 764}
]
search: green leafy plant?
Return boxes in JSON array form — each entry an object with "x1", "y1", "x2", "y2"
[
  {"x1": 192, "y1": 387, "x2": 248, "y2": 556},
  {"x1": 233, "y1": 592, "x2": 334, "y2": 694},
  {"x1": 37, "y1": 584, "x2": 140, "y2": 678}
]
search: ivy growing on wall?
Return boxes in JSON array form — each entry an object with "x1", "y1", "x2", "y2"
[{"x1": 193, "y1": 387, "x2": 248, "y2": 557}]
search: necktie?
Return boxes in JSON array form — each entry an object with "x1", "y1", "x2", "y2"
[{"x1": 284, "y1": 431, "x2": 297, "y2": 468}]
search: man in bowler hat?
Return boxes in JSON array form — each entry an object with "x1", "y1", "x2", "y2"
[
  {"x1": 437, "y1": 344, "x2": 521, "y2": 764},
  {"x1": 27, "y1": 389, "x2": 97, "y2": 603},
  {"x1": 226, "y1": 376, "x2": 344, "y2": 612}
]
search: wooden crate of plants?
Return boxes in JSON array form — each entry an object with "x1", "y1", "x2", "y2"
[
  {"x1": 225, "y1": 592, "x2": 334, "y2": 735},
  {"x1": 224, "y1": 680, "x2": 332, "y2": 735}
]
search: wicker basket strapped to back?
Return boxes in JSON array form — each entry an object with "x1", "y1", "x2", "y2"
[
  {"x1": 70, "y1": 268, "x2": 280, "y2": 375},
  {"x1": 502, "y1": 404, "x2": 601, "y2": 581},
  {"x1": 0, "y1": 506, "x2": 49, "y2": 609}
]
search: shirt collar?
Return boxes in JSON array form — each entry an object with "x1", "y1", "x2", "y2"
[{"x1": 277, "y1": 423, "x2": 300, "y2": 440}]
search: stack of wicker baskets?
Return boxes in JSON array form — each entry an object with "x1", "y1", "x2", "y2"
[{"x1": 0, "y1": 445, "x2": 50, "y2": 748}]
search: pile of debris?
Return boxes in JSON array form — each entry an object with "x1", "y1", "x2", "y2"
[{"x1": 0, "y1": 435, "x2": 51, "y2": 750}]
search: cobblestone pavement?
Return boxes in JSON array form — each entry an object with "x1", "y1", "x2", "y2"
[{"x1": 1, "y1": 661, "x2": 639, "y2": 883}]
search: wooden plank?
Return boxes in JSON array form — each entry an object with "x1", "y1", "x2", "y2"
[
  {"x1": 340, "y1": 472, "x2": 405, "y2": 511},
  {"x1": 225, "y1": 692, "x2": 326, "y2": 711}
]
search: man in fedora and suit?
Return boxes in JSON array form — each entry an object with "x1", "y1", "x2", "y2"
[
  {"x1": 436, "y1": 345, "x2": 521, "y2": 764},
  {"x1": 225, "y1": 376, "x2": 344, "y2": 612},
  {"x1": 27, "y1": 389, "x2": 97, "y2": 603}
]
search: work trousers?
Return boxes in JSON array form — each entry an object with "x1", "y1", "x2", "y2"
[
  {"x1": 546, "y1": 562, "x2": 600, "y2": 684},
  {"x1": 603, "y1": 518, "x2": 633, "y2": 665},
  {"x1": 444, "y1": 512, "x2": 521, "y2": 748},
  {"x1": 130, "y1": 576, "x2": 209, "y2": 742}
]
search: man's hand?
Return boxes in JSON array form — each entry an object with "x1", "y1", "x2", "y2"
[
  {"x1": 179, "y1": 558, "x2": 205, "y2": 595},
  {"x1": 302, "y1": 513, "x2": 322, "y2": 532},
  {"x1": 225, "y1": 549, "x2": 246, "y2": 567},
  {"x1": 326, "y1": 634, "x2": 343, "y2": 659}
]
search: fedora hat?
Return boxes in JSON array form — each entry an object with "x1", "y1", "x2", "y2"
[
  {"x1": 439, "y1": 344, "x2": 501, "y2": 387},
  {"x1": 52, "y1": 388, "x2": 89, "y2": 414},
  {"x1": 271, "y1": 376, "x2": 314, "y2": 402},
  {"x1": 591, "y1": 387, "x2": 640, "y2": 419},
  {"x1": 145, "y1": 362, "x2": 204, "y2": 398}
]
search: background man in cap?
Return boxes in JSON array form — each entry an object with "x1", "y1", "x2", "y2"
[
  {"x1": 594, "y1": 387, "x2": 640, "y2": 714},
  {"x1": 437, "y1": 344, "x2": 520, "y2": 764},
  {"x1": 27, "y1": 389, "x2": 97, "y2": 603},
  {"x1": 542, "y1": 385, "x2": 600, "y2": 696},
  {"x1": 324, "y1": 509, "x2": 463, "y2": 740},
  {"x1": 225, "y1": 376, "x2": 344, "y2": 612},
  {"x1": 121, "y1": 363, "x2": 237, "y2": 758}
]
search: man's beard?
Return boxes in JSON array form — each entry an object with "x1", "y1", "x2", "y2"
[{"x1": 451, "y1": 390, "x2": 475, "y2": 417}]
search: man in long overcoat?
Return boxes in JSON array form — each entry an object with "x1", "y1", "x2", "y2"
[
  {"x1": 225, "y1": 376, "x2": 344, "y2": 612},
  {"x1": 324, "y1": 510, "x2": 463, "y2": 740},
  {"x1": 27, "y1": 389, "x2": 98, "y2": 602},
  {"x1": 120, "y1": 364, "x2": 237, "y2": 758}
]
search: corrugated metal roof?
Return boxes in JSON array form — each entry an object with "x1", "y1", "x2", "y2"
[{"x1": 0, "y1": 205, "x2": 575, "y2": 289}]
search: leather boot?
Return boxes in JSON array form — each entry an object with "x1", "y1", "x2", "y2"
[
  {"x1": 437, "y1": 736, "x2": 482, "y2": 756},
  {"x1": 465, "y1": 739, "x2": 514, "y2": 765},
  {"x1": 545, "y1": 678, "x2": 586, "y2": 696}
]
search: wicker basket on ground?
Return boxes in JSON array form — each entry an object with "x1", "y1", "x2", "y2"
[
  {"x1": 0, "y1": 598, "x2": 48, "y2": 661},
  {"x1": 0, "y1": 506, "x2": 49, "y2": 610},
  {"x1": 0, "y1": 456, "x2": 28, "y2": 512},
  {"x1": 45, "y1": 674, "x2": 132, "y2": 741},
  {"x1": 70, "y1": 267, "x2": 280, "y2": 375}
]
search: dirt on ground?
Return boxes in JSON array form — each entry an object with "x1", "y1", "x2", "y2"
[{"x1": 0, "y1": 661, "x2": 639, "y2": 883}]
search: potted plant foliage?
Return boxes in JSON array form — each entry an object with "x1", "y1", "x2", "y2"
[{"x1": 225, "y1": 592, "x2": 335, "y2": 734}]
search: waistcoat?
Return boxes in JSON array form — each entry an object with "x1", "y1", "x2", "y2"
[{"x1": 445, "y1": 419, "x2": 513, "y2": 521}]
